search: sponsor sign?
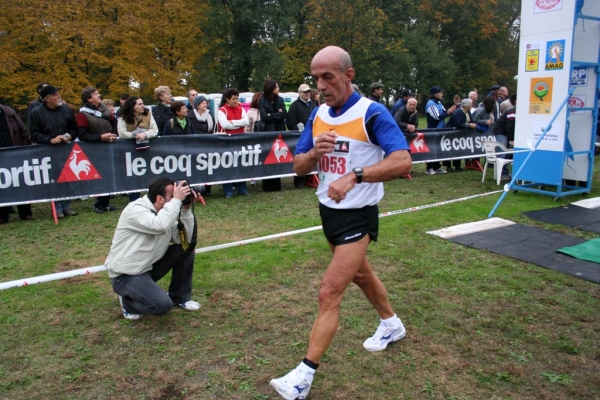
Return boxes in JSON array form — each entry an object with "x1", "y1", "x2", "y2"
[
  {"x1": 570, "y1": 67, "x2": 588, "y2": 86},
  {"x1": 0, "y1": 129, "x2": 491, "y2": 205},
  {"x1": 569, "y1": 94, "x2": 586, "y2": 115},
  {"x1": 404, "y1": 129, "x2": 494, "y2": 163},
  {"x1": 525, "y1": 43, "x2": 541, "y2": 72},
  {"x1": 0, "y1": 132, "x2": 298, "y2": 205},
  {"x1": 534, "y1": 0, "x2": 562, "y2": 14},
  {"x1": 529, "y1": 77, "x2": 554, "y2": 114},
  {"x1": 544, "y1": 40, "x2": 566, "y2": 70},
  {"x1": 526, "y1": 49, "x2": 540, "y2": 72}
]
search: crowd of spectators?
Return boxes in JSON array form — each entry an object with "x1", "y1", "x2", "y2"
[{"x1": 1, "y1": 79, "x2": 521, "y2": 223}]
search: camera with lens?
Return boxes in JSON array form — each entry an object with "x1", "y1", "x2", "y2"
[{"x1": 177, "y1": 179, "x2": 206, "y2": 205}]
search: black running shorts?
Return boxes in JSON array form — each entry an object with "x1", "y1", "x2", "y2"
[{"x1": 319, "y1": 203, "x2": 379, "y2": 246}]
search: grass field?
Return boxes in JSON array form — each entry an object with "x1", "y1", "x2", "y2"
[{"x1": 1, "y1": 161, "x2": 599, "y2": 399}]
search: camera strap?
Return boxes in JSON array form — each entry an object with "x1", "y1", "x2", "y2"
[{"x1": 177, "y1": 214, "x2": 189, "y2": 251}]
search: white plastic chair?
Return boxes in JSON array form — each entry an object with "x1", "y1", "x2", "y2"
[{"x1": 481, "y1": 140, "x2": 514, "y2": 185}]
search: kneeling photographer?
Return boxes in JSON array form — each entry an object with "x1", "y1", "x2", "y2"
[{"x1": 104, "y1": 177, "x2": 200, "y2": 320}]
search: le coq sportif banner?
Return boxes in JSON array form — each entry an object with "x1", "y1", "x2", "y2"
[{"x1": 0, "y1": 128, "x2": 494, "y2": 205}]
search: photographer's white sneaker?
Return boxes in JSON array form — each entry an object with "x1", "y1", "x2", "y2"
[
  {"x1": 118, "y1": 295, "x2": 141, "y2": 320},
  {"x1": 178, "y1": 300, "x2": 201, "y2": 311}
]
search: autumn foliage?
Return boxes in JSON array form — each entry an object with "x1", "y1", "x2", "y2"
[{"x1": 0, "y1": 0, "x2": 521, "y2": 111}]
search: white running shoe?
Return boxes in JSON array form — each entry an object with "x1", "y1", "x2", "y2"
[
  {"x1": 178, "y1": 300, "x2": 201, "y2": 311},
  {"x1": 363, "y1": 321, "x2": 406, "y2": 352},
  {"x1": 426, "y1": 168, "x2": 436, "y2": 175},
  {"x1": 118, "y1": 295, "x2": 141, "y2": 320},
  {"x1": 434, "y1": 167, "x2": 448, "y2": 174},
  {"x1": 270, "y1": 367, "x2": 313, "y2": 400}
]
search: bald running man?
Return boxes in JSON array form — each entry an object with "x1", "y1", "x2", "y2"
[{"x1": 270, "y1": 46, "x2": 412, "y2": 400}]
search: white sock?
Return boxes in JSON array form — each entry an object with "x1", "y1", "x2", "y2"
[
  {"x1": 297, "y1": 362, "x2": 316, "y2": 381},
  {"x1": 381, "y1": 314, "x2": 402, "y2": 328}
]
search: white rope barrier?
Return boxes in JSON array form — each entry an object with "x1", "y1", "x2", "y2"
[
  {"x1": 0, "y1": 189, "x2": 503, "y2": 291},
  {"x1": 0, "y1": 265, "x2": 108, "y2": 291}
]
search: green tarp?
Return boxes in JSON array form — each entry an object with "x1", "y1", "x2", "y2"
[{"x1": 558, "y1": 238, "x2": 600, "y2": 264}]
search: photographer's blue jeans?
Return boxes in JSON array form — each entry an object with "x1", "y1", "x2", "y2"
[{"x1": 111, "y1": 243, "x2": 196, "y2": 316}]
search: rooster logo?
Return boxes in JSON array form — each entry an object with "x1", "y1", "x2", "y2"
[
  {"x1": 264, "y1": 134, "x2": 294, "y2": 164},
  {"x1": 409, "y1": 132, "x2": 430, "y2": 153},
  {"x1": 57, "y1": 143, "x2": 102, "y2": 183},
  {"x1": 69, "y1": 150, "x2": 91, "y2": 180},
  {"x1": 414, "y1": 136, "x2": 425, "y2": 151},
  {"x1": 273, "y1": 140, "x2": 289, "y2": 162}
]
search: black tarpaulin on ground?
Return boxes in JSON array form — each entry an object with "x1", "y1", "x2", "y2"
[
  {"x1": 431, "y1": 221, "x2": 600, "y2": 284},
  {"x1": 523, "y1": 205, "x2": 600, "y2": 234}
]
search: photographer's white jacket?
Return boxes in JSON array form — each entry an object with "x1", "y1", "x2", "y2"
[{"x1": 104, "y1": 196, "x2": 194, "y2": 278}]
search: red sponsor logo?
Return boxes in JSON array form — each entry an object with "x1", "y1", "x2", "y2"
[
  {"x1": 57, "y1": 143, "x2": 102, "y2": 182},
  {"x1": 409, "y1": 132, "x2": 430, "y2": 153},
  {"x1": 568, "y1": 96, "x2": 585, "y2": 108},
  {"x1": 264, "y1": 135, "x2": 294, "y2": 164},
  {"x1": 535, "y1": 0, "x2": 561, "y2": 11}
]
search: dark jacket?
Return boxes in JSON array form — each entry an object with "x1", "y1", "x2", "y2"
[
  {"x1": 151, "y1": 102, "x2": 174, "y2": 135},
  {"x1": 393, "y1": 106, "x2": 419, "y2": 133},
  {"x1": 492, "y1": 106, "x2": 516, "y2": 141},
  {"x1": 368, "y1": 94, "x2": 382, "y2": 104},
  {"x1": 286, "y1": 98, "x2": 317, "y2": 130},
  {"x1": 76, "y1": 102, "x2": 116, "y2": 141},
  {"x1": 445, "y1": 109, "x2": 472, "y2": 130},
  {"x1": 390, "y1": 98, "x2": 407, "y2": 116},
  {"x1": 259, "y1": 95, "x2": 287, "y2": 132},
  {"x1": 188, "y1": 112, "x2": 215, "y2": 134},
  {"x1": 162, "y1": 117, "x2": 199, "y2": 135},
  {"x1": 26, "y1": 98, "x2": 43, "y2": 129},
  {"x1": 29, "y1": 103, "x2": 77, "y2": 144},
  {"x1": 0, "y1": 104, "x2": 31, "y2": 147}
]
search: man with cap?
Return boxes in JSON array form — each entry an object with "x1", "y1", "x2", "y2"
[
  {"x1": 29, "y1": 85, "x2": 78, "y2": 218},
  {"x1": 286, "y1": 84, "x2": 319, "y2": 188},
  {"x1": 425, "y1": 85, "x2": 457, "y2": 175},
  {"x1": 286, "y1": 84, "x2": 318, "y2": 132},
  {"x1": 368, "y1": 82, "x2": 385, "y2": 104},
  {"x1": 390, "y1": 89, "x2": 414, "y2": 117},
  {"x1": 483, "y1": 84, "x2": 501, "y2": 101},
  {"x1": 483, "y1": 85, "x2": 502, "y2": 122}
]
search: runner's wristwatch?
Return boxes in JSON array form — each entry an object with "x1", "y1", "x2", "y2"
[{"x1": 353, "y1": 168, "x2": 363, "y2": 184}]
